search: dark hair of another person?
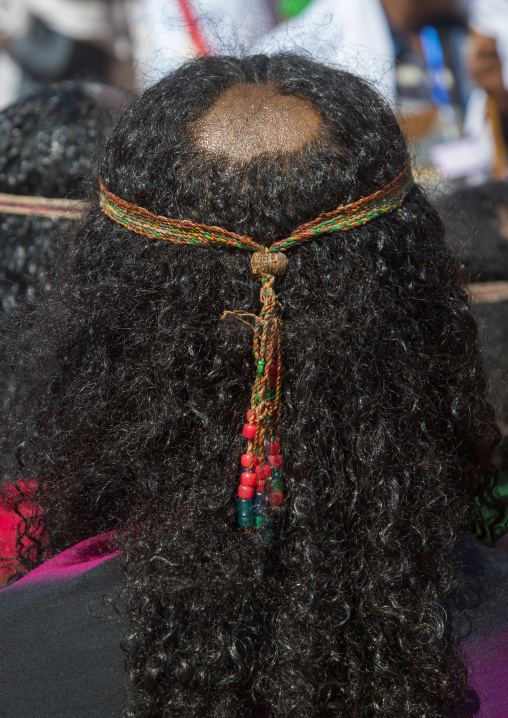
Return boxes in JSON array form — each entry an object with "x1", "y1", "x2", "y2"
[
  {"x1": 0, "y1": 81, "x2": 130, "y2": 311},
  {"x1": 5, "y1": 54, "x2": 506, "y2": 718}
]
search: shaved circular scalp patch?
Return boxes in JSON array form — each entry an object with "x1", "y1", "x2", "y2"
[{"x1": 189, "y1": 82, "x2": 324, "y2": 162}]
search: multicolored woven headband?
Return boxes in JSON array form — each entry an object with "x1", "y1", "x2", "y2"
[
  {"x1": 99, "y1": 164, "x2": 414, "y2": 540},
  {"x1": 99, "y1": 166, "x2": 412, "y2": 253},
  {"x1": 0, "y1": 192, "x2": 87, "y2": 220}
]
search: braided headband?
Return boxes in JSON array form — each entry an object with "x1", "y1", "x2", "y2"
[
  {"x1": 99, "y1": 165, "x2": 413, "y2": 540},
  {"x1": 0, "y1": 193, "x2": 87, "y2": 220},
  {"x1": 99, "y1": 166, "x2": 412, "y2": 253}
]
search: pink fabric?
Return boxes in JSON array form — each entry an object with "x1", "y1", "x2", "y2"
[{"x1": 2, "y1": 530, "x2": 122, "y2": 591}]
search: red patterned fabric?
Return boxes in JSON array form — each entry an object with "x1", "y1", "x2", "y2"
[{"x1": 0, "y1": 481, "x2": 39, "y2": 585}]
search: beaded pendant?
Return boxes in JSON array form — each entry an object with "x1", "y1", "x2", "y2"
[
  {"x1": 98, "y1": 166, "x2": 414, "y2": 541},
  {"x1": 237, "y1": 252, "x2": 287, "y2": 540}
]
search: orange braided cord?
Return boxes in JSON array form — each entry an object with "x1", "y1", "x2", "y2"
[
  {"x1": 99, "y1": 164, "x2": 413, "y2": 253},
  {"x1": 250, "y1": 276, "x2": 282, "y2": 460},
  {"x1": 99, "y1": 179, "x2": 265, "y2": 252},
  {"x1": 270, "y1": 164, "x2": 413, "y2": 251}
]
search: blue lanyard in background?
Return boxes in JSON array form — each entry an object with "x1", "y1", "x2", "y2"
[{"x1": 420, "y1": 25, "x2": 453, "y2": 107}]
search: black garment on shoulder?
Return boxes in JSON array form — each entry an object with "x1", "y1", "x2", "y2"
[
  {"x1": 1, "y1": 536, "x2": 507, "y2": 717},
  {"x1": 0, "y1": 554, "x2": 127, "y2": 718}
]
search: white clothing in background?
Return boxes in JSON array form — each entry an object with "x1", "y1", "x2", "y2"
[
  {"x1": 464, "y1": 0, "x2": 508, "y2": 179},
  {"x1": 253, "y1": 0, "x2": 396, "y2": 105},
  {"x1": 0, "y1": 0, "x2": 28, "y2": 109},
  {"x1": 0, "y1": 54, "x2": 22, "y2": 110},
  {"x1": 469, "y1": 0, "x2": 508, "y2": 89},
  {"x1": 131, "y1": 0, "x2": 275, "y2": 86}
]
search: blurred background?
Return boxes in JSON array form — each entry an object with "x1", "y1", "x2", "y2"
[
  {"x1": 2, "y1": 1, "x2": 508, "y2": 183},
  {"x1": 1, "y1": 0, "x2": 508, "y2": 529}
]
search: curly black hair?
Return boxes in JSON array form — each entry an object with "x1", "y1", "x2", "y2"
[{"x1": 5, "y1": 54, "x2": 505, "y2": 718}]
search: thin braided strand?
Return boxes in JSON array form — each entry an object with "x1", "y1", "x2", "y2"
[
  {"x1": 99, "y1": 179, "x2": 264, "y2": 251},
  {"x1": 0, "y1": 193, "x2": 87, "y2": 220}
]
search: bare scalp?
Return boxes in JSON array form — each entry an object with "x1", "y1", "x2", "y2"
[{"x1": 189, "y1": 82, "x2": 323, "y2": 161}]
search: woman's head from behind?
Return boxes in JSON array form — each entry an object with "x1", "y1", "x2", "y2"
[{"x1": 9, "y1": 55, "x2": 501, "y2": 717}]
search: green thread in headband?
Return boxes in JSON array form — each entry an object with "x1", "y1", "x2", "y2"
[{"x1": 99, "y1": 164, "x2": 413, "y2": 254}]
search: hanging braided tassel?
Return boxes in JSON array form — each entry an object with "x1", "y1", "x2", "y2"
[
  {"x1": 237, "y1": 252, "x2": 288, "y2": 540},
  {"x1": 98, "y1": 164, "x2": 414, "y2": 540}
]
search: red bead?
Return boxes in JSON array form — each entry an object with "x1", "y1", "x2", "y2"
[
  {"x1": 268, "y1": 454, "x2": 283, "y2": 468},
  {"x1": 246, "y1": 410, "x2": 256, "y2": 422},
  {"x1": 241, "y1": 472, "x2": 256, "y2": 487},
  {"x1": 241, "y1": 453, "x2": 258, "y2": 468},
  {"x1": 238, "y1": 485, "x2": 254, "y2": 499},
  {"x1": 255, "y1": 480, "x2": 266, "y2": 493},
  {"x1": 243, "y1": 424, "x2": 256, "y2": 439},
  {"x1": 269, "y1": 364, "x2": 278, "y2": 378},
  {"x1": 255, "y1": 464, "x2": 271, "y2": 479},
  {"x1": 270, "y1": 440, "x2": 280, "y2": 454},
  {"x1": 270, "y1": 491, "x2": 284, "y2": 506}
]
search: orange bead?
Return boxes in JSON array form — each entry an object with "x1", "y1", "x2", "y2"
[
  {"x1": 243, "y1": 424, "x2": 256, "y2": 439},
  {"x1": 268, "y1": 454, "x2": 283, "y2": 468},
  {"x1": 255, "y1": 465, "x2": 271, "y2": 479},
  {"x1": 270, "y1": 491, "x2": 284, "y2": 506},
  {"x1": 238, "y1": 485, "x2": 254, "y2": 499},
  {"x1": 241, "y1": 453, "x2": 258, "y2": 468},
  {"x1": 241, "y1": 472, "x2": 256, "y2": 487}
]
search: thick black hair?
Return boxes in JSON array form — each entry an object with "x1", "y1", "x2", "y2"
[
  {"x1": 0, "y1": 81, "x2": 130, "y2": 481},
  {"x1": 0, "y1": 81, "x2": 130, "y2": 311},
  {"x1": 5, "y1": 54, "x2": 505, "y2": 717}
]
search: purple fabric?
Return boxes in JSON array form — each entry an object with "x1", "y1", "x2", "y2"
[
  {"x1": 0, "y1": 530, "x2": 122, "y2": 592},
  {"x1": 458, "y1": 626, "x2": 508, "y2": 717}
]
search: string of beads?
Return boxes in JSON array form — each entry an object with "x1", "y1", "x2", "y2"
[
  {"x1": 99, "y1": 165, "x2": 414, "y2": 540},
  {"x1": 237, "y1": 254, "x2": 287, "y2": 539}
]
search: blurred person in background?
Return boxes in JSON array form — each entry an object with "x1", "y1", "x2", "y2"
[
  {"x1": 0, "y1": 80, "x2": 130, "y2": 585},
  {"x1": 253, "y1": 0, "x2": 463, "y2": 106},
  {"x1": 129, "y1": 0, "x2": 461, "y2": 97},
  {"x1": 126, "y1": 0, "x2": 276, "y2": 86},
  {"x1": 438, "y1": 181, "x2": 508, "y2": 550},
  {"x1": 0, "y1": 0, "x2": 134, "y2": 107},
  {"x1": 468, "y1": 0, "x2": 508, "y2": 174}
]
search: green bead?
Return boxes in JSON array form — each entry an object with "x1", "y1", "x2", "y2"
[
  {"x1": 238, "y1": 498, "x2": 253, "y2": 513},
  {"x1": 271, "y1": 482, "x2": 285, "y2": 492},
  {"x1": 263, "y1": 517, "x2": 275, "y2": 543},
  {"x1": 239, "y1": 515, "x2": 254, "y2": 527},
  {"x1": 255, "y1": 515, "x2": 265, "y2": 529},
  {"x1": 238, "y1": 499, "x2": 253, "y2": 527}
]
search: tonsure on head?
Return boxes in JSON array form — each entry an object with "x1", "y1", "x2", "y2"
[
  {"x1": 5, "y1": 54, "x2": 504, "y2": 718},
  {"x1": 189, "y1": 81, "x2": 324, "y2": 162}
]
